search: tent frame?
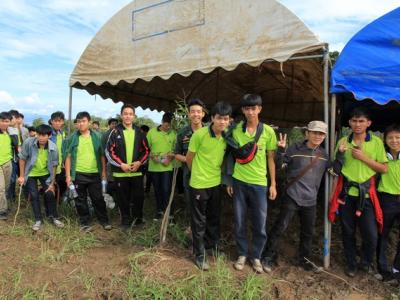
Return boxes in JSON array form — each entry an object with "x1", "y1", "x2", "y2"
[{"x1": 67, "y1": 46, "x2": 333, "y2": 269}]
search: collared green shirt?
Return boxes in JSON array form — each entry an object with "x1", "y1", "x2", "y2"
[
  {"x1": 29, "y1": 147, "x2": 50, "y2": 177},
  {"x1": 147, "y1": 126, "x2": 176, "y2": 172},
  {"x1": 378, "y1": 156, "x2": 400, "y2": 195},
  {"x1": 189, "y1": 126, "x2": 227, "y2": 189},
  {"x1": 232, "y1": 122, "x2": 277, "y2": 186},
  {"x1": 336, "y1": 132, "x2": 388, "y2": 196},
  {"x1": 0, "y1": 132, "x2": 12, "y2": 166}
]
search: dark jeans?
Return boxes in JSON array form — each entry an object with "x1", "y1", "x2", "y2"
[
  {"x1": 233, "y1": 178, "x2": 268, "y2": 259},
  {"x1": 151, "y1": 171, "x2": 172, "y2": 213},
  {"x1": 26, "y1": 176, "x2": 57, "y2": 221},
  {"x1": 263, "y1": 195, "x2": 316, "y2": 262},
  {"x1": 339, "y1": 196, "x2": 378, "y2": 269},
  {"x1": 377, "y1": 192, "x2": 400, "y2": 272},
  {"x1": 7, "y1": 160, "x2": 18, "y2": 200},
  {"x1": 56, "y1": 169, "x2": 67, "y2": 198},
  {"x1": 74, "y1": 173, "x2": 109, "y2": 225},
  {"x1": 115, "y1": 176, "x2": 144, "y2": 225},
  {"x1": 143, "y1": 165, "x2": 152, "y2": 191},
  {"x1": 182, "y1": 165, "x2": 191, "y2": 220},
  {"x1": 190, "y1": 186, "x2": 221, "y2": 257}
]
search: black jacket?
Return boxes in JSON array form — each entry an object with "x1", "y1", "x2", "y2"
[{"x1": 105, "y1": 124, "x2": 149, "y2": 173}]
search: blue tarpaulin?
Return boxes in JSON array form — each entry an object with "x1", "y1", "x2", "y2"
[{"x1": 330, "y1": 7, "x2": 400, "y2": 105}]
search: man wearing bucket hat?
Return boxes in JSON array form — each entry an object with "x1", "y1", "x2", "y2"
[{"x1": 261, "y1": 120, "x2": 329, "y2": 273}]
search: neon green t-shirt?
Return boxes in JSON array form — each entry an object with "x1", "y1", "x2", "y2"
[
  {"x1": 147, "y1": 127, "x2": 176, "y2": 172},
  {"x1": 56, "y1": 133, "x2": 63, "y2": 175},
  {"x1": 113, "y1": 128, "x2": 142, "y2": 178},
  {"x1": 0, "y1": 133, "x2": 12, "y2": 166},
  {"x1": 378, "y1": 158, "x2": 400, "y2": 195},
  {"x1": 336, "y1": 133, "x2": 388, "y2": 196},
  {"x1": 232, "y1": 123, "x2": 277, "y2": 186},
  {"x1": 76, "y1": 135, "x2": 98, "y2": 173},
  {"x1": 29, "y1": 148, "x2": 49, "y2": 177},
  {"x1": 189, "y1": 126, "x2": 227, "y2": 189}
]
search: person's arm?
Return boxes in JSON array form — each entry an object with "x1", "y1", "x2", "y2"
[
  {"x1": 17, "y1": 159, "x2": 26, "y2": 185},
  {"x1": 267, "y1": 150, "x2": 277, "y2": 200},
  {"x1": 65, "y1": 155, "x2": 72, "y2": 187},
  {"x1": 351, "y1": 148, "x2": 388, "y2": 173},
  {"x1": 186, "y1": 151, "x2": 195, "y2": 171}
]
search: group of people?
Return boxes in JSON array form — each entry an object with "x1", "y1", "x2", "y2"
[{"x1": 0, "y1": 94, "x2": 399, "y2": 282}]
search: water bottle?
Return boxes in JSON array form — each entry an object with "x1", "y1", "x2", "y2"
[
  {"x1": 69, "y1": 183, "x2": 79, "y2": 199},
  {"x1": 101, "y1": 180, "x2": 107, "y2": 194}
]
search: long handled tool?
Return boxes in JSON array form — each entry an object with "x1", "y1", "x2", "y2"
[{"x1": 159, "y1": 167, "x2": 179, "y2": 245}]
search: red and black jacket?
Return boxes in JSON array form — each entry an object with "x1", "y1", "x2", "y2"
[{"x1": 105, "y1": 124, "x2": 149, "y2": 173}]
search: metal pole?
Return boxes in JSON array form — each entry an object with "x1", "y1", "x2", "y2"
[
  {"x1": 323, "y1": 48, "x2": 330, "y2": 269},
  {"x1": 68, "y1": 87, "x2": 73, "y2": 136}
]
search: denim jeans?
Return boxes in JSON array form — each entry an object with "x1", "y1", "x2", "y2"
[
  {"x1": 339, "y1": 196, "x2": 378, "y2": 269},
  {"x1": 151, "y1": 171, "x2": 172, "y2": 214},
  {"x1": 263, "y1": 194, "x2": 316, "y2": 262},
  {"x1": 233, "y1": 178, "x2": 268, "y2": 259},
  {"x1": 25, "y1": 176, "x2": 57, "y2": 221},
  {"x1": 377, "y1": 192, "x2": 400, "y2": 272}
]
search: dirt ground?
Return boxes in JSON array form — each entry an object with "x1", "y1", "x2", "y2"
[{"x1": 0, "y1": 190, "x2": 399, "y2": 299}]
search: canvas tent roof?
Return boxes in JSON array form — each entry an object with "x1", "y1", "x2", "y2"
[
  {"x1": 330, "y1": 7, "x2": 400, "y2": 105},
  {"x1": 70, "y1": 0, "x2": 327, "y2": 127}
]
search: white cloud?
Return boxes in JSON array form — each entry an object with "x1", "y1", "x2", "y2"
[{"x1": 0, "y1": 91, "x2": 16, "y2": 105}]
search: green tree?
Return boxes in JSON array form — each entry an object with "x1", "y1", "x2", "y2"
[
  {"x1": 135, "y1": 116, "x2": 157, "y2": 128},
  {"x1": 32, "y1": 118, "x2": 44, "y2": 127},
  {"x1": 330, "y1": 51, "x2": 340, "y2": 66}
]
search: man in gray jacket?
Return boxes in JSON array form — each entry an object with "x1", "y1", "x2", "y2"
[
  {"x1": 17, "y1": 124, "x2": 64, "y2": 231},
  {"x1": 262, "y1": 121, "x2": 329, "y2": 272}
]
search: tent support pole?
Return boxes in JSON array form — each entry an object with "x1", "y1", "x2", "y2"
[
  {"x1": 323, "y1": 49, "x2": 331, "y2": 269},
  {"x1": 68, "y1": 87, "x2": 73, "y2": 135}
]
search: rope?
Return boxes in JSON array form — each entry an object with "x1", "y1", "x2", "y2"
[{"x1": 159, "y1": 167, "x2": 178, "y2": 244}]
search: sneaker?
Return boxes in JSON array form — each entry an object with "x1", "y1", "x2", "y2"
[
  {"x1": 102, "y1": 223, "x2": 112, "y2": 231},
  {"x1": 358, "y1": 263, "x2": 374, "y2": 275},
  {"x1": 80, "y1": 225, "x2": 92, "y2": 232},
  {"x1": 195, "y1": 256, "x2": 210, "y2": 271},
  {"x1": 53, "y1": 219, "x2": 65, "y2": 228},
  {"x1": 0, "y1": 213, "x2": 7, "y2": 220},
  {"x1": 251, "y1": 259, "x2": 264, "y2": 273},
  {"x1": 32, "y1": 221, "x2": 42, "y2": 231},
  {"x1": 378, "y1": 271, "x2": 397, "y2": 283},
  {"x1": 233, "y1": 256, "x2": 247, "y2": 271},
  {"x1": 345, "y1": 266, "x2": 357, "y2": 278},
  {"x1": 153, "y1": 212, "x2": 163, "y2": 221},
  {"x1": 262, "y1": 258, "x2": 274, "y2": 273}
]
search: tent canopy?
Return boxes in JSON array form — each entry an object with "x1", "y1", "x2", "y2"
[
  {"x1": 70, "y1": 0, "x2": 327, "y2": 127},
  {"x1": 330, "y1": 7, "x2": 400, "y2": 104}
]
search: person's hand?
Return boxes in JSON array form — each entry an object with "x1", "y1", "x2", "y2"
[
  {"x1": 66, "y1": 175, "x2": 72, "y2": 187},
  {"x1": 162, "y1": 158, "x2": 172, "y2": 166},
  {"x1": 17, "y1": 176, "x2": 25, "y2": 186},
  {"x1": 45, "y1": 184, "x2": 55, "y2": 194},
  {"x1": 151, "y1": 155, "x2": 160, "y2": 163},
  {"x1": 121, "y1": 163, "x2": 131, "y2": 172},
  {"x1": 226, "y1": 186, "x2": 233, "y2": 197},
  {"x1": 277, "y1": 133, "x2": 287, "y2": 148},
  {"x1": 352, "y1": 146, "x2": 367, "y2": 162},
  {"x1": 338, "y1": 140, "x2": 348, "y2": 153},
  {"x1": 130, "y1": 161, "x2": 141, "y2": 172},
  {"x1": 269, "y1": 185, "x2": 277, "y2": 200}
]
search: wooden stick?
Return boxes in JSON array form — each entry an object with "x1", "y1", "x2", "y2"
[{"x1": 12, "y1": 186, "x2": 23, "y2": 230}]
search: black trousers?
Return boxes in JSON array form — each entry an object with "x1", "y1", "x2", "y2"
[
  {"x1": 377, "y1": 192, "x2": 400, "y2": 272},
  {"x1": 263, "y1": 195, "x2": 316, "y2": 262},
  {"x1": 190, "y1": 186, "x2": 221, "y2": 257},
  {"x1": 339, "y1": 195, "x2": 378, "y2": 269},
  {"x1": 74, "y1": 173, "x2": 109, "y2": 225},
  {"x1": 115, "y1": 176, "x2": 144, "y2": 225},
  {"x1": 26, "y1": 176, "x2": 58, "y2": 221},
  {"x1": 56, "y1": 169, "x2": 67, "y2": 198}
]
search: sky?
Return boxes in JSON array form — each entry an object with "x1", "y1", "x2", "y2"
[{"x1": 0, "y1": 0, "x2": 399, "y2": 124}]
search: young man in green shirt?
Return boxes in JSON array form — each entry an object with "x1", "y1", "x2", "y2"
[
  {"x1": 225, "y1": 94, "x2": 277, "y2": 273},
  {"x1": 106, "y1": 104, "x2": 149, "y2": 229},
  {"x1": 0, "y1": 112, "x2": 17, "y2": 220},
  {"x1": 17, "y1": 125, "x2": 64, "y2": 231},
  {"x1": 49, "y1": 111, "x2": 67, "y2": 201},
  {"x1": 334, "y1": 107, "x2": 388, "y2": 277},
  {"x1": 175, "y1": 99, "x2": 206, "y2": 221},
  {"x1": 65, "y1": 112, "x2": 111, "y2": 231},
  {"x1": 186, "y1": 102, "x2": 232, "y2": 270},
  {"x1": 147, "y1": 112, "x2": 176, "y2": 220},
  {"x1": 376, "y1": 124, "x2": 400, "y2": 281}
]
